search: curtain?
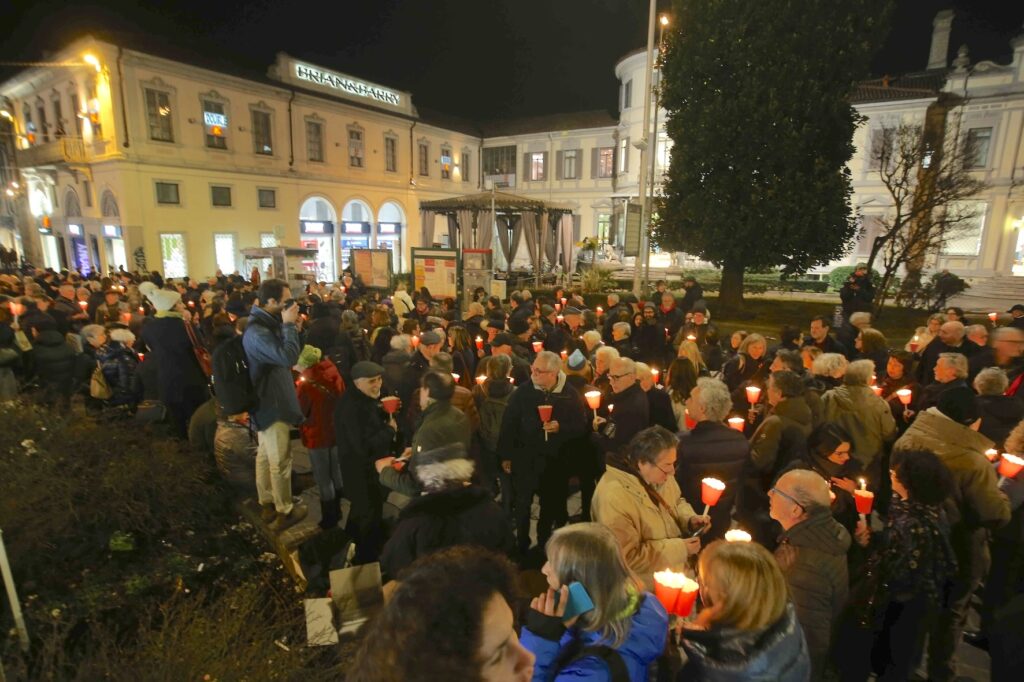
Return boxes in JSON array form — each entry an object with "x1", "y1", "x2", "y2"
[
  {"x1": 476, "y1": 210, "x2": 494, "y2": 251},
  {"x1": 560, "y1": 214, "x2": 576, "y2": 273},
  {"x1": 508, "y1": 215, "x2": 523, "y2": 270},
  {"x1": 420, "y1": 210, "x2": 435, "y2": 248},
  {"x1": 521, "y1": 212, "x2": 538, "y2": 276},
  {"x1": 447, "y1": 213, "x2": 460, "y2": 250},
  {"x1": 496, "y1": 214, "x2": 512, "y2": 269},
  {"x1": 457, "y1": 210, "x2": 474, "y2": 249},
  {"x1": 543, "y1": 212, "x2": 559, "y2": 268}
]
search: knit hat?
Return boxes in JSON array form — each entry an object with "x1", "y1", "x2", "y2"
[
  {"x1": 937, "y1": 385, "x2": 979, "y2": 426},
  {"x1": 567, "y1": 349, "x2": 587, "y2": 371},
  {"x1": 409, "y1": 443, "x2": 474, "y2": 491},
  {"x1": 541, "y1": 304, "x2": 555, "y2": 317},
  {"x1": 419, "y1": 330, "x2": 443, "y2": 346},
  {"x1": 296, "y1": 345, "x2": 322, "y2": 370},
  {"x1": 351, "y1": 361, "x2": 385, "y2": 380},
  {"x1": 146, "y1": 288, "x2": 181, "y2": 313}
]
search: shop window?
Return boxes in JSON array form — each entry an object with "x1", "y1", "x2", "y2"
[
  {"x1": 211, "y1": 186, "x2": 232, "y2": 207},
  {"x1": 306, "y1": 119, "x2": 324, "y2": 162},
  {"x1": 348, "y1": 127, "x2": 364, "y2": 167},
  {"x1": 145, "y1": 88, "x2": 174, "y2": 142},
  {"x1": 214, "y1": 233, "x2": 237, "y2": 273},
  {"x1": 251, "y1": 109, "x2": 273, "y2": 155},
  {"x1": 258, "y1": 188, "x2": 276, "y2": 209},
  {"x1": 384, "y1": 135, "x2": 398, "y2": 173},
  {"x1": 160, "y1": 233, "x2": 188, "y2": 278},
  {"x1": 155, "y1": 182, "x2": 180, "y2": 205},
  {"x1": 966, "y1": 127, "x2": 992, "y2": 169},
  {"x1": 203, "y1": 100, "x2": 228, "y2": 149}
]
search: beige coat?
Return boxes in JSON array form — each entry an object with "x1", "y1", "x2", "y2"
[{"x1": 591, "y1": 464, "x2": 697, "y2": 590}]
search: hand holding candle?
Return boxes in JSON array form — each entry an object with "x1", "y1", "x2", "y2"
[
  {"x1": 700, "y1": 477, "x2": 725, "y2": 517},
  {"x1": 537, "y1": 404, "x2": 553, "y2": 441},
  {"x1": 853, "y1": 478, "x2": 874, "y2": 521},
  {"x1": 653, "y1": 570, "x2": 700, "y2": 618},
  {"x1": 381, "y1": 396, "x2": 401, "y2": 414}
]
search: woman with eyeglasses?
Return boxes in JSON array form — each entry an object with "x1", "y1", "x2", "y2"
[
  {"x1": 521, "y1": 523, "x2": 669, "y2": 681},
  {"x1": 591, "y1": 426, "x2": 709, "y2": 590},
  {"x1": 678, "y1": 540, "x2": 810, "y2": 682}
]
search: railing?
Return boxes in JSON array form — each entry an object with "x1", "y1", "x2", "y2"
[{"x1": 15, "y1": 137, "x2": 88, "y2": 167}]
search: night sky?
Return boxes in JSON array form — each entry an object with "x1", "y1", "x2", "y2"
[{"x1": 2, "y1": 0, "x2": 1023, "y2": 121}]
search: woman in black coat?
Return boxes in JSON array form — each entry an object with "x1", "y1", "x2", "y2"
[{"x1": 722, "y1": 333, "x2": 769, "y2": 411}]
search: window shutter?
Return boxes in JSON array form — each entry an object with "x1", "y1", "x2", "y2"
[
  {"x1": 622, "y1": 138, "x2": 629, "y2": 175},
  {"x1": 575, "y1": 149, "x2": 584, "y2": 180},
  {"x1": 524, "y1": 152, "x2": 531, "y2": 181},
  {"x1": 542, "y1": 152, "x2": 548, "y2": 181},
  {"x1": 591, "y1": 148, "x2": 598, "y2": 179},
  {"x1": 555, "y1": 151, "x2": 563, "y2": 180}
]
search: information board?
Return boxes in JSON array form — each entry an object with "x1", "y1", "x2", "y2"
[
  {"x1": 411, "y1": 247, "x2": 460, "y2": 300},
  {"x1": 350, "y1": 248, "x2": 393, "y2": 289}
]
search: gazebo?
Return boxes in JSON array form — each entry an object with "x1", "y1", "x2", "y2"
[{"x1": 419, "y1": 191, "x2": 576, "y2": 276}]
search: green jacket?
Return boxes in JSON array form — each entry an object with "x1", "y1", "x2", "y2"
[
  {"x1": 750, "y1": 397, "x2": 813, "y2": 476},
  {"x1": 380, "y1": 399, "x2": 472, "y2": 497},
  {"x1": 821, "y1": 384, "x2": 896, "y2": 467}
]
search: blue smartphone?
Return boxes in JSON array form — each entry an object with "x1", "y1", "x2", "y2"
[{"x1": 556, "y1": 581, "x2": 595, "y2": 620}]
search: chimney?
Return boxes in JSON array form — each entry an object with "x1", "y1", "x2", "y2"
[{"x1": 927, "y1": 10, "x2": 954, "y2": 70}]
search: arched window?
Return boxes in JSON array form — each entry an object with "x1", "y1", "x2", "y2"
[
  {"x1": 101, "y1": 190, "x2": 119, "y2": 218},
  {"x1": 64, "y1": 189, "x2": 82, "y2": 217}
]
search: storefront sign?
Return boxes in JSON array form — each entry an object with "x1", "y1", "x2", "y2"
[
  {"x1": 68, "y1": 224, "x2": 82, "y2": 236},
  {"x1": 103, "y1": 224, "x2": 121, "y2": 238},
  {"x1": 378, "y1": 222, "x2": 398, "y2": 234},
  {"x1": 294, "y1": 63, "x2": 401, "y2": 107},
  {"x1": 203, "y1": 112, "x2": 228, "y2": 127},
  {"x1": 344, "y1": 222, "x2": 368, "y2": 235}
]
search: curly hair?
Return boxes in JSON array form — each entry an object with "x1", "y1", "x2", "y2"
[
  {"x1": 890, "y1": 449, "x2": 953, "y2": 507},
  {"x1": 349, "y1": 547, "x2": 521, "y2": 682}
]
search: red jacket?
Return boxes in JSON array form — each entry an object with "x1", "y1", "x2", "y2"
[{"x1": 296, "y1": 359, "x2": 345, "y2": 448}]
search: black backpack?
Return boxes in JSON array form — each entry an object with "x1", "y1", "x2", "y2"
[{"x1": 211, "y1": 329, "x2": 259, "y2": 415}]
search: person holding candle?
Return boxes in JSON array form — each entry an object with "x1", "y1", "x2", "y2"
[
  {"x1": 593, "y1": 358, "x2": 650, "y2": 461},
  {"x1": 497, "y1": 351, "x2": 588, "y2": 557},
  {"x1": 722, "y1": 333, "x2": 769, "y2": 412},
  {"x1": 635, "y1": 361, "x2": 675, "y2": 433},
  {"x1": 853, "y1": 328, "x2": 889, "y2": 381},
  {"x1": 490, "y1": 332, "x2": 533, "y2": 387},
  {"x1": 591, "y1": 426, "x2": 709, "y2": 590},
  {"x1": 633, "y1": 303, "x2": 665, "y2": 367},
  {"x1": 522, "y1": 523, "x2": 669, "y2": 681},
  {"x1": 678, "y1": 539, "x2": 810, "y2": 682},
  {"x1": 893, "y1": 388, "x2": 1010, "y2": 682},
  {"x1": 769, "y1": 469, "x2": 851, "y2": 682},
  {"x1": 916, "y1": 352, "x2": 970, "y2": 414},
  {"x1": 474, "y1": 354, "x2": 515, "y2": 504},
  {"x1": 657, "y1": 291, "x2": 685, "y2": 344},
  {"x1": 879, "y1": 350, "x2": 918, "y2": 431},
  {"x1": 666, "y1": 357, "x2": 699, "y2": 433},
  {"x1": 677, "y1": 378, "x2": 750, "y2": 543},
  {"x1": 974, "y1": 367, "x2": 1024, "y2": 449}
]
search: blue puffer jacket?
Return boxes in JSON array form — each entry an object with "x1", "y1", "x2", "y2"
[
  {"x1": 677, "y1": 603, "x2": 810, "y2": 682},
  {"x1": 522, "y1": 592, "x2": 668, "y2": 681},
  {"x1": 242, "y1": 306, "x2": 302, "y2": 430}
]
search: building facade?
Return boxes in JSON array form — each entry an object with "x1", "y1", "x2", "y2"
[{"x1": 1, "y1": 12, "x2": 1022, "y2": 284}]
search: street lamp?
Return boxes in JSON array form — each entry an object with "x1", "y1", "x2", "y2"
[{"x1": 642, "y1": 14, "x2": 670, "y2": 291}]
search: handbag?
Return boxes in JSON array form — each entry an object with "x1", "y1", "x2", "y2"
[
  {"x1": 90, "y1": 361, "x2": 113, "y2": 400},
  {"x1": 184, "y1": 320, "x2": 213, "y2": 378},
  {"x1": 14, "y1": 328, "x2": 32, "y2": 352}
]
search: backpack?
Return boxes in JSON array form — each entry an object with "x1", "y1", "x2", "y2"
[
  {"x1": 478, "y1": 392, "x2": 510, "y2": 452},
  {"x1": 211, "y1": 334, "x2": 258, "y2": 415}
]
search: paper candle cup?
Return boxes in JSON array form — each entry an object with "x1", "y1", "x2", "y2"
[
  {"x1": 584, "y1": 390, "x2": 602, "y2": 411},
  {"x1": 537, "y1": 405, "x2": 553, "y2": 423},
  {"x1": 451, "y1": 373, "x2": 460, "y2": 383},
  {"x1": 653, "y1": 570, "x2": 699, "y2": 616},
  {"x1": 476, "y1": 375, "x2": 487, "y2": 385},
  {"x1": 675, "y1": 583, "x2": 700, "y2": 618},
  {"x1": 554, "y1": 303, "x2": 561, "y2": 312},
  {"x1": 998, "y1": 453, "x2": 1024, "y2": 479},
  {"x1": 532, "y1": 341, "x2": 543, "y2": 353},
  {"x1": 686, "y1": 334, "x2": 697, "y2": 342},
  {"x1": 724, "y1": 529, "x2": 751, "y2": 543},
  {"x1": 727, "y1": 417, "x2": 745, "y2": 432},
  {"x1": 871, "y1": 385, "x2": 883, "y2": 397},
  {"x1": 989, "y1": 312, "x2": 998, "y2": 323},
  {"x1": 701, "y1": 478, "x2": 726, "y2": 508},
  {"x1": 984, "y1": 448, "x2": 999, "y2": 462},
  {"x1": 853, "y1": 490, "x2": 875, "y2": 515},
  {"x1": 745, "y1": 386, "x2": 761, "y2": 404},
  {"x1": 560, "y1": 350, "x2": 568, "y2": 360},
  {"x1": 411, "y1": 335, "x2": 421, "y2": 349},
  {"x1": 474, "y1": 336, "x2": 483, "y2": 350},
  {"x1": 556, "y1": 315, "x2": 564, "y2": 323},
  {"x1": 896, "y1": 389, "x2": 912, "y2": 405},
  {"x1": 381, "y1": 396, "x2": 401, "y2": 414}
]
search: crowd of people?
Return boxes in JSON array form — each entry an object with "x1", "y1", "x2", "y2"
[{"x1": 2, "y1": 264, "x2": 1024, "y2": 681}]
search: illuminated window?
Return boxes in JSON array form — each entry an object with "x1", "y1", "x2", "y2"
[
  {"x1": 596, "y1": 147, "x2": 615, "y2": 178},
  {"x1": 441, "y1": 146, "x2": 452, "y2": 180},
  {"x1": 214, "y1": 233, "x2": 237, "y2": 273},
  {"x1": 203, "y1": 100, "x2": 228, "y2": 149},
  {"x1": 528, "y1": 152, "x2": 546, "y2": 181},
  {"x1": 160, "y1": 233, "x2": 188, "y2": 278}
]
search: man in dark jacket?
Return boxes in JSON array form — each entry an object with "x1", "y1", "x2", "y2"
[
  {"x1": 917, "y1": 321, "x2": 980, "y2": 386},
  {"x1": 242, "y1": 278, "x2": 306, "y2": 531},
  {"x1": 680, "y1": 276, "x2": 704, "y2": 314},
  {"x1": 29, "y1": 317, "x2": 78, "y2": 408},
  {"x1": 803, "y1": 316, "x2": 848, "y2": 357},
  {"x1": 379, "y1": 443, "x2": 514, "y2": 580},
  {"x1": 490, "y1": 332, "x2": 532, "y2": 386},
  {"x1": 336, "y1": 361, "x2": 398, "y2": 565},
  {"x1": 634, "y1": 303, "x2": 667, "y2": 368},
  {"x1": 677, "y1": 378, "x2": 750, "y2": 543},
  {"x1": 497, "y1": 350, "x2": 587, "y2": 554},
  {"x1": 656, "y1": 292, "x2": 685, "y2": 342},
  {"x1": 593, "y1": 357, "x2": 650, "y2": 459},
  {"x1": 770, "y1": 469, "x2": 851, "y2": 682},
  {"x1": 636, "y1": 361, "x2": 675, "y2": 432}
]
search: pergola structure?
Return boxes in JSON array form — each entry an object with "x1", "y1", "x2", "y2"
[{"x1": 419, "y1": 191, "x2": 576, "y2": 276}]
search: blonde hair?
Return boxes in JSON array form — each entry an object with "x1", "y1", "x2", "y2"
[
  {"x1": 698, "y1": 540, "x2": 788, "y2": 631},
  {"x1": 546, "y1": 523, "x2": 641, "y2": 648},
  {"x1": 676, "y1": 339, "x2": 706, "y2": 371}
]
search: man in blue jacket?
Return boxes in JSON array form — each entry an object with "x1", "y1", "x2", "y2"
[{"x1": 243, "y1": 278, "x2": 306, "y2": 531}]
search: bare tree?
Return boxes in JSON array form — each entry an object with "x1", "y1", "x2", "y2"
[{"x1": 862, "y1": 96, "x2": 987, "y2": 316}]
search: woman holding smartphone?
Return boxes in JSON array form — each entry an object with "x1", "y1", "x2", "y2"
[
  {"x1": 592, "y1": 426, "x2": 709, "y2": 590},
  {"x1": 522, "y1": 523, "x2": 670, "y2": 681}
]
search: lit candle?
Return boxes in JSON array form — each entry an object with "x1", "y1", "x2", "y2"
[
  {"x1": 475, "y1": 374, "x2": 487, "y2": 385},
  {"x1": 653, "y1": 570, "x2": 700, "y2": 618},
  {"x1": 474, "y1": 335, "x2": 483, "y2": 350},
  {"x1": 561, "y1": 297, "x2": 567, "y2": 306},
  {"x1": 910, "y1": 335, "x2": 919, "y2": 353},
  {"x1": 451, "y1": 373, "x2": 460, "y2": 383},
  {"x1": 584, "y1": 390, "x2": 602, "y2": 413},
  {"x1": 686, "y1": 334, "x2": 697, "y2": 342},
  {"x1": 724, "y1": 529, "x2": 751, "y2": 543},
  {"x1": 608, "y1": 404, "x2": 614, "y2": 414},
  {"x1": 560, "y1": 349, "x2": 568, "y2": 360},
  {"x1": 984, "y1": 448, "x2": 999, "y2": 462},
  {"x1": 532, "y1": 340, "x2": 543, "y2": 353},
  {"x1": 412, "y1": 334, "x2": 421, "y2": 349},
  {"x1": 854, "y1": 478, "x2": 874, "y2": 521},
  {"x1": 989, "y1": 312, "x2": 998, "y2": 323},
  {"x1": 554, "y1": 302, "x2": 561, "y2": 312},
  {"x1": 537, "y1": 404, "x2": 553, "y2": 442},
  {"x1": 596, "y1": 306, "x2": 603, "y2": 315},
  {"x1": 700, "y1": 477, "x2": 726, "y2": 517},
  {"x1": 137, "y1": 352, "x2": 145, "y2": 362},
  {"x1": 556, "y1": 314, "x2": 564, "y2": 323},
  {"x1": 896, "y1": 388, "x2": 912, "y2": 405},
  {"x1": 78, "y1": 300, "x2": 88, "y2": 310},
  {"x1": 727, "y1": 416, "x2": 745, "y2": 432},
  {"x1": 871, "y1": 385, "x2": 883, "y2": 397},
  {"x1": 650, "y1": 368, "x2": 660, "y2": 385},
  {"x1": 745, "y1": 385, "x2": 761, "y2": 405},
  {"x1": 870, "y1": 374, "x2": 877, "y2": 386},
  {"x1": 137, "y1": 306, "x2": 144, "y2": 314},
  {"x1": 998, "y1": 453, "x2": 1024, "y2": 480}
]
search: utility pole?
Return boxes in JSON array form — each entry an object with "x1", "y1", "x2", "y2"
[{"x1": 631, "y1": 0, "x2": 657, "y2": 297}]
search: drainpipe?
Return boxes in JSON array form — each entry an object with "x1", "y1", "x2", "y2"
[
  {"x1": 117, "y1": 47, "x2": 130, "y2": 148},
  {"x1": 287, "y1": 89, "x2": 296, "y2": 168},
  {"x1": 409, "y1": 121, "x2": 417, "y2": 184}
]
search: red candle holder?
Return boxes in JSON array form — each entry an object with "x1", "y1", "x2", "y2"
[
  {"x1": 653, "y1": 571, "x2": 700, "y2": 617},
  {"x1": 727, "y1": 417, "x2": 745, "y2": 432},
  {"x1": 381, "y1": 396, "x2": 401, "y2": 415},
  {"x1": 532, "y1": 341, "x2": 543, "y2": 353},
  {"x1": 537, "y1": 404, "x2": 553, "y2": 442},
  {"x1": 998, "y1": 453, "x2": 1024, "y2": 479},
  {"x1": 745, "y1": 386, "x2": 761, "y2": 405}
]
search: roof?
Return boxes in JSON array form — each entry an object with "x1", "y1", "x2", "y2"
[
  {"x1": 420, "y1": 191, "x2": 547, "y2": 212},
  {"x1": 851, "y1": 71, "x2": 946, "y2": 104},
  {"x1": 480, "y1": 110, "x2": 619, "y2": 137}
]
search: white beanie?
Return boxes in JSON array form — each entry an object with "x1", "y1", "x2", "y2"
[{"x1": 147, "y1": 288, "x2": 181, "y2": 313}]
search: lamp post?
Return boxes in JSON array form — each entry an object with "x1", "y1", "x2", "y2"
[
  {"x1": 631, "y1": 0, "x2": 658, "y2": 297},
  {"x1": 642, "y1": 14, "x2": 670, "y2": 293}
]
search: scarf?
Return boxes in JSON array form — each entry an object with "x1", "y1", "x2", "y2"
[{"x1": 155, "y1": 310, "x2": 184, "y2": 319}]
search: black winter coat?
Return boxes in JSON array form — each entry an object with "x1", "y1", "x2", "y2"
[
  {"x1": 647, "y1": 387, "x2": 676, "y2": 433},
  {"x1": 676, "y1": 421, "x2": 750, "y2": 543},
  {"x1": 380, "y1": 485, "x2": 514, "y2": 580},
  {"x1": 976, "y1": 394, "x2": 1024, "y2": 449},
  {"x1": 32, "y1": 329, "x2": 78, "y2": 390},
  {"x1": 594, "y1": 382, "x2": 649, "y2": 458},
  {"x1": 139, "y1": 316, "x2": 207, "y2": 404},
  {"x1": 334, "y1": 388, "x2": 396, "y2": 520}
]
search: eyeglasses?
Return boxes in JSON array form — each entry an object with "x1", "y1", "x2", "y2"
[
  {"x1": 531, "y1": 366, "x2": 554, "y2": 374},
  {"x1": 769, "y1": 487, "x2": 805, "y2": 511},
  {"x1": 656, "y1": 460, "x2": 678, "y2": 474},
  {"x1": 609, "y1": 373, "x2": 631, "y2": 380}
]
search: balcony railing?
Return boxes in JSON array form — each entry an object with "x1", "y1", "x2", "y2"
[{"x1": 15, "y1": 137, "x2": 88, "y2": 167}]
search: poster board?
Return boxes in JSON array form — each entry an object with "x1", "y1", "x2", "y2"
[
  {"x1": 350, "y1": 248, "x2": 393, "y2": 289},
  {"x1": 622, "y1": 202, "x2": 643, "y2": 257},
  {"x1": 411, "y1": 247, "x2": 460, "y2": 300}
]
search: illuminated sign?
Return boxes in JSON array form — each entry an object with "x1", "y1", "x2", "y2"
[
  {"x1": 103, "y1": 224, "x2": 120, "y2": 238},
  {"x1": 294, "y1": 64, "x2": 401, "y2": 107},
  {"x1": 344, "y1": 222, "x2": 366, "y2": 234},
  {"x1": 378, "y1": 222, "x2": 397, "y2": 234},
  {"x1": 203, "y1": 112, "x2": 228, "y2": 127},
  {"x1": 68, "y1": 224, "x2": 82, "y2": 236},
  {"x1": 303, "y1": 221, "x2": 325, "y2": 233}
]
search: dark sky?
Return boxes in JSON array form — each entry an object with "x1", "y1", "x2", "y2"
[{"x1": 2, "y1": 0, "x2": 1022, "y2": 121}]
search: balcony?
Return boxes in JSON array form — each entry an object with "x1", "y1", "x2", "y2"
[{"x1": 15, "y1": 137, "x2": 88, "y2": 168}]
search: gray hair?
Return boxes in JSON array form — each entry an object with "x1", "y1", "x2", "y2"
[
  {"x1": 612, "y1": 321, "x2": 631, "y2": 338},
  {"x1": 778, "y1": 469, "x2": 832, "y2": 512},
  {"x1": 974, "y1": 367, "x2": 1009, "y2": 396},
  {"x1": 610, "y1": 357, "x2": 636, "y2": 376},
  {"x1": 81, "y1": 324, "x2": 106, "y2": 344},
  {"x1": 938, "y1": 352, "x2": 968, "y2": 379},
  {"x1": 843, "y1": 359, "x2": 875, "y2": 386},
  {"x1": 582, "y1": 330, "x2": 602, "y2": 348},
  {"x1": 849, "y1": 312, "x2": 872, "y2": 328},
  {"x1": 694, "y1": 377, "x2": 733, "y2": 422},
  {"x1": 595, "y1": 346, "x2": 620, "y2": 363},
  {"x1": 812, "y1": 352, "x2": 848, "y2": 378},
  {"x1": 993, "y1": 327, "x2": 1024, "y2": 344},
  {"x1": 390, "y1": 334, "x2": 412, "y2": 352},
  {"x1": 534, "y1": 350, "x2": 562, "y2": 373},
  {"x1": 607, "y1": 293, "x2": 620, "y2": 305},
  {"x1": 634, "y1": 361, "x2": 652, "y2": 379},
  {"x1": 429, "y1": 352, "x2": 454, "y2": 373}
]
